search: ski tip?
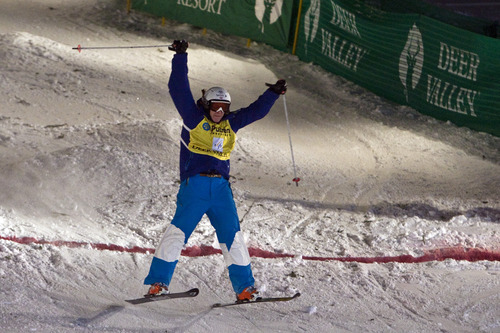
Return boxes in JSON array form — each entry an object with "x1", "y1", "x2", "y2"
[
  {"x1": 293, "y1": 292, "x2": 301, "y2": 298},
  {"x1": 188, "y1": 288, "x2": 200, "y2": 296}
]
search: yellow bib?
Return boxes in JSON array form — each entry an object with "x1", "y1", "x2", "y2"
[{"x1": 187, "y1": 118, "x2": 236, "y2": 160}]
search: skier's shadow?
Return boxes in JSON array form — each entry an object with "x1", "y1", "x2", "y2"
[
  {"x1": 169, "y1": 308, "x2": 213, "y2": 333},
  {"x1": 72, "y1": 303, "x2": 212, "y2": 332},
  {"x1": 72, "y1": 304, "x2": 125, "y2": 327}
]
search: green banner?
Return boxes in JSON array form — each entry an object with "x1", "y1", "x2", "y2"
[
  {"x1": 131, "y1": 0, "x2": 293, "y2": 49},
  {"x1": 295, "y1": 0, "x2": 500, "y2": 136},
  {"x1": 380, "y1": 0, "x2": 497, "y2": 38}
]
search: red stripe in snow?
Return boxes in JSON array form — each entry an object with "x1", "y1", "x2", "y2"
[{"x1": 1, "y1": 235, "x2": 499, "y2": 263}]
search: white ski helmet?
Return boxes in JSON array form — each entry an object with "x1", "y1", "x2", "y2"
[{"x1": 201, "y1": 87, "x2": 231, "y2": 111}]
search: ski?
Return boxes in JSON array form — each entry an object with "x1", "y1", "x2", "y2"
[
  {"x1": 212, "y1": 292, "x2": 301, "y2": 308},
  {"x1": 126, "y1": 288, "x2": 199, "y2": 305}
]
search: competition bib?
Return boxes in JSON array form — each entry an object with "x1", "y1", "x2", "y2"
[{"x1": 187, "y1": 118, "x2": 236, "y2": 160}]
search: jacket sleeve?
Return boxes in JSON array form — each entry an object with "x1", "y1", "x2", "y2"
[
  {"x1": 229, "y1": 89, "x2": 280, "y2": 132},
  {"x1": 168, "y1": 53, "x2": 198, "y2": 122}
]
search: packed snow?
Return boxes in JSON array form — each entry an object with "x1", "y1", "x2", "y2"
[{"x1": 1, "y1": 0, "x2": 499, "y2": 332}]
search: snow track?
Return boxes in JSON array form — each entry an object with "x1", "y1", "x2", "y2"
[{"x1": 1, "y1": 0, "x2": 499, "y2": 332}]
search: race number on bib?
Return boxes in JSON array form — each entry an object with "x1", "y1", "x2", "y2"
[{"x1": 212, "y1": 137, "x2": 224, "y2": 152}]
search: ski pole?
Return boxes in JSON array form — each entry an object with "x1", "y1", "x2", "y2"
[
  {"x1": 72, "y1": 44, "x2": 172, "y2": 53},
  {"x1": 283, "y1": 94, "x2": 300, "y2": 186}
]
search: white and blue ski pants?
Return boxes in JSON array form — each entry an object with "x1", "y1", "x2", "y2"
[{"x1": 144, "y1": 174, "x2": 254, "y2": 294}]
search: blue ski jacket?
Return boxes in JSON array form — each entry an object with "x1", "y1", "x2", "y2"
[{"x1": 168, "y1": 53, "x2": 280, "y2": 181}]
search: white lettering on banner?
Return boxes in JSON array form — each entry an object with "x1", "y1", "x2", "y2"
[
  {"x1": 426, "y1": 74, "x2": 479, "y2": 117},
  {"x1": 176, "y1": 0, "x2": 227, "y2": 15},
  {"x1": 321, "y1": 28, "x2": 367, "y2": 72},
  {"x1": 329, "y1": 1, "x2": 361, "y2": 37},
  {"x1": 438, "y1": 42, "x2": 479, "y2": 81},
  {"x1": 425, "y1": 41, "x2": 481, "y2": 117}
]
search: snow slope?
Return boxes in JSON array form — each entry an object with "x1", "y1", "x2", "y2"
[{"x1": 1, "y1": 1, "x2": 499, "y2": 332}]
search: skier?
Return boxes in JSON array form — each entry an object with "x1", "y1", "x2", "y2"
[{"x1": 143, "y1": 40, "x2": 287, "y2": 301}]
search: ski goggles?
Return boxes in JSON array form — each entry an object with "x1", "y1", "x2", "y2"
[{"x1": 210, "y1": 101, "x2": 230, "y2": 113}]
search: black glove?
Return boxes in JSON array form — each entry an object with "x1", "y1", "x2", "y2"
[
  {"x1": 265, "y1": 79, "x2": 287, "y2": 95},
  {"x1": 168, "y1": 40, "x2": 189, "y2": 54}
]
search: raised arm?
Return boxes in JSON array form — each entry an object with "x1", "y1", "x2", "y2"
[
  {"x1": 229, "y1": 79, "x2": 287, "y2": 131},
  {"x1": 167, "y1": 41, "x2": 198, "y2": 120}
]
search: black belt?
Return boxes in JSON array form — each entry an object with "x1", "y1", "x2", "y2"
[{"x1": 199, "y1": 172, "x2": 222, "y2": 178}]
